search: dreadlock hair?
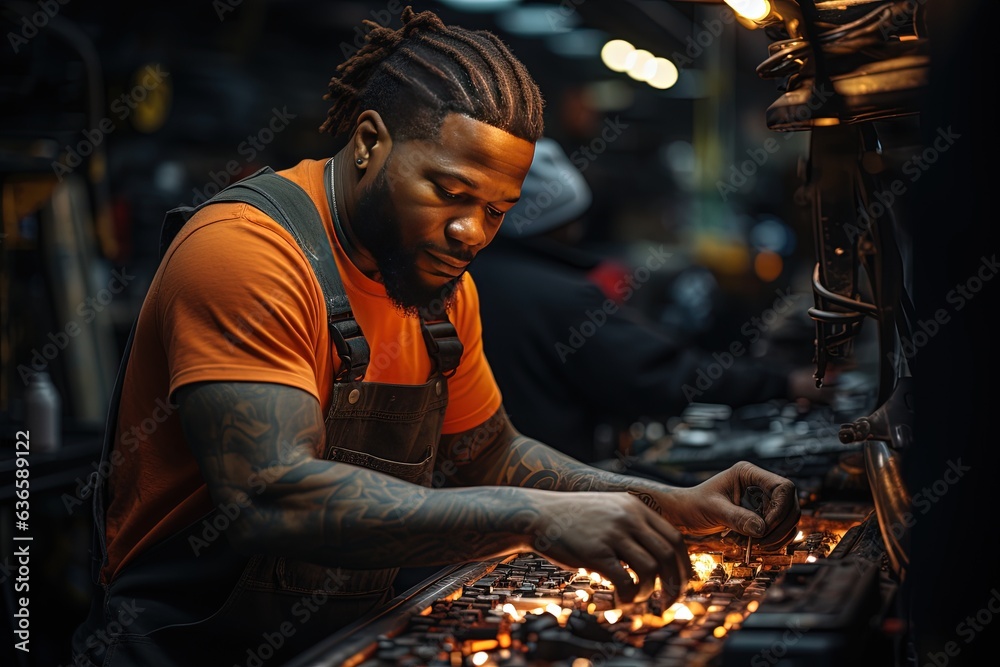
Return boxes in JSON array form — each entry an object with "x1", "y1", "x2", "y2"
[{"x1": 319, "y1": 6, "x2": 544, "y2": 144}]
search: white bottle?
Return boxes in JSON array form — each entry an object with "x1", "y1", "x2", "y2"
[{"x1": 25, "y1": 371, "x2": 61, "y2": 452}]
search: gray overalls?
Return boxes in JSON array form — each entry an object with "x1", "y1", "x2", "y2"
[{"x1": 71, "y1": 165, "x2": 464, "y2": 666}]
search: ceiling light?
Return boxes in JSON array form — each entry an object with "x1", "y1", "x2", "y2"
[
  {"x1": 647, "y1": 58, "x2": 679, "y2": 89},
  {"x1": 600, "y1": 39, "x2": 635, "y2": 72},
  {"x1": 723, "y1": 0, "x2": 772, "y2": 22},
  {"x1": 626, "y1": 49, "x2": 655, "y2": 81}
]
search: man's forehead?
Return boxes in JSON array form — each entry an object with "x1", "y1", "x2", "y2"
[{"x1": 397, "y1": 113, "x2": 535, "y2": 176}]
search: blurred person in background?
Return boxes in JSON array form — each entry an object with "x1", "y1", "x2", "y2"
[{"x1": 471, "y1": 138, "x2": 832, "y2": 464}]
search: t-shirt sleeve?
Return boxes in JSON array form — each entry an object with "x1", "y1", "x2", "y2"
[
  {"x1": 156, "y1": 206, "x2": 326, "y2": 404},
  {"x1": 440, "y1": 273, "x2": 503, "y2": 434}
]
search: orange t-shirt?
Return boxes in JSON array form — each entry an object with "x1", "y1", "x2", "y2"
[{"x1": 101, "y1": 158, "x2": 502, "y2": 583}]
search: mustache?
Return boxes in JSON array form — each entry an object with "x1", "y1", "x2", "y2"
[{"x1": 423, "y1": 245, "x2": 476, "y2": 264}]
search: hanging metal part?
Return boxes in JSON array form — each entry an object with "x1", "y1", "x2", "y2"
[
  {"x1": 804, "y1": 124, "x2": 868, "y2": 387},
  {"x1": 839, "y1": 375, "x2": 914, "y2": 450}
]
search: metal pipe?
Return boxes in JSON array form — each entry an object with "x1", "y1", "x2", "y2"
[{"x1": 864, "y1": 439, "x2": 911, "y2": 580}]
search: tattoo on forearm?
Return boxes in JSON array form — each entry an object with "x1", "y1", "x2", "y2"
[
  {"x1": 177, "y1": 383, "x2": 536, "y2": 569},
  {"x1": 438, "y1": 407, "x2": 671, "y2": 512},
  {"x1": 627, "y1": 490, "x2": 663, "y2": 514}
]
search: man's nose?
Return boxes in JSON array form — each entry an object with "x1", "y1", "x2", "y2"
[{"x1": 445, "y1": 211, "x2": 488, "y2": 248}]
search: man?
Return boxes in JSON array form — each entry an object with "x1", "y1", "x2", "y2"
[
  {"x1": 472, "y1": 138, "x2": 833, "y2": 463},
  {"x1": 72, "y1": 8, "x2": 800, "y2": 666}
]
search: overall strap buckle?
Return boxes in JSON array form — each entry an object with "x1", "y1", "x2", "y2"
[{"x1": 419, "y1": 316, "x2": 464, "y2": 378}]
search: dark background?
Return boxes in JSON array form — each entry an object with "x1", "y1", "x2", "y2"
[
  {"x1": 0, "y1": 0, "x2": 835, "y2": 435},
  {"x1": 1, "y1": 0, "x2": 996, "y2": 665}
]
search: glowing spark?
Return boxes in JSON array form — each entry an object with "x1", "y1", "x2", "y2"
[{"x1": 669, "y1": 603, "x2": 694, "y2": 621}]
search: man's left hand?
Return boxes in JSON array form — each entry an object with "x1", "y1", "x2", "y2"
[{"x1": 662, "y1": 461, "x2": 801, "y2": 548}]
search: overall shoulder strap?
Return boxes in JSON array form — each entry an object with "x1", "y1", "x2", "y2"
[
  {"x1": 167, "y1": 167, "x2": 371, "y2": 382},
  {"x1": 158, "y1": 166, "x2": 274, "y2": 260},
  {"x1": 217, "y1": 173, "x2": 370, "y2": 382}
]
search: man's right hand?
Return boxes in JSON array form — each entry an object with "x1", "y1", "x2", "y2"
[{"x1": 526, "y1": 491, "x2": 693, "y2": 605}]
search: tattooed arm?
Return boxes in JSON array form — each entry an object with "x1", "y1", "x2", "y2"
[
  {"x1": 438, "y1": 406, "x2": 801, "y2": 547},
  {"x1": 438, "y1": 407, "x2": 673, "y2": 512},
  {"x1": 176, "y1": 381, "x2": 535, "y2": 568},
  {"x1": 175, "y1": 381, "x2": 691, "y2": 601}
]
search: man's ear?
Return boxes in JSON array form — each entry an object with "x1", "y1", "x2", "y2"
[{"x1": 351, "y1": 110, "x2": 392, "y2": 174}]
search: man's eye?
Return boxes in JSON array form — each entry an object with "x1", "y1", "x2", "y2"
[
  {"x1": 487, "y1": 207, "x2": 504, "y2": 219},
  {"x1": 437, "y1": 186, "x2": 461, "y2": 201}
]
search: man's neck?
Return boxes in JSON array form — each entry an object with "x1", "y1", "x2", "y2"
[{"x1": 330, "y1": 148, "x2": 380, "y2": 279}]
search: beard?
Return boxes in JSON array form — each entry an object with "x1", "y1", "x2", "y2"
[{"x1": 351, "y1": 162, "x2": 464, "y2": 318}]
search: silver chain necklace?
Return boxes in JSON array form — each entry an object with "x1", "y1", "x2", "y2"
[
  {"x1": 328, "y1": 156, "x2": 343, "y2": 230},
  {"x1": 328, "y1": 156, "x2": 372, "y2": 277}
]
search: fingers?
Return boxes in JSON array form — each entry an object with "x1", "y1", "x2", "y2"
[
  {"x1": 759, "y1": 474, "x2": 797, "y2": 524},
  {"x1": 604, "y1": 536, "x2": 685, "y2": 605},
  {"x1": 731, "y1": 462, "x2": 801, "y2": 546},
  {"x1": 759, "y1": 520, "x2": 798, "y2": 550},
  {"x1": 718, "y1": 503, "x2": 767, "y2": 538},
  {"x1": 612, "y1": 542, "x2": 657, "y2": 603},
  {"x1": 590, "y1": 551, "x2": 642, "y2": 603},
  {"x1": 536, "y1": 494, "x2": 694, "y2": 606},
  {"x1": 635, "y1": 518, "x2": 692, "y2": 578},
  {"x1": 758, "y1": 480, "x2": 801, "y2": 548},
  {"x1": 633, "y1": 523, "x2": 690, "y2": 603},
  {"x1": 593, "y1": 502, "x2": 691, "y2": 604},
  {"x1": 749, "y1": 470, "x2": 800, "y2": 547},
  {"x1": 615, "y1": 503, "x2": 691, "y2": 604}
]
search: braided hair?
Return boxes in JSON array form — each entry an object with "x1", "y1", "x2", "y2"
[{"x1": 320, "y1": 6, "x2": 544, "y2": 143}]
